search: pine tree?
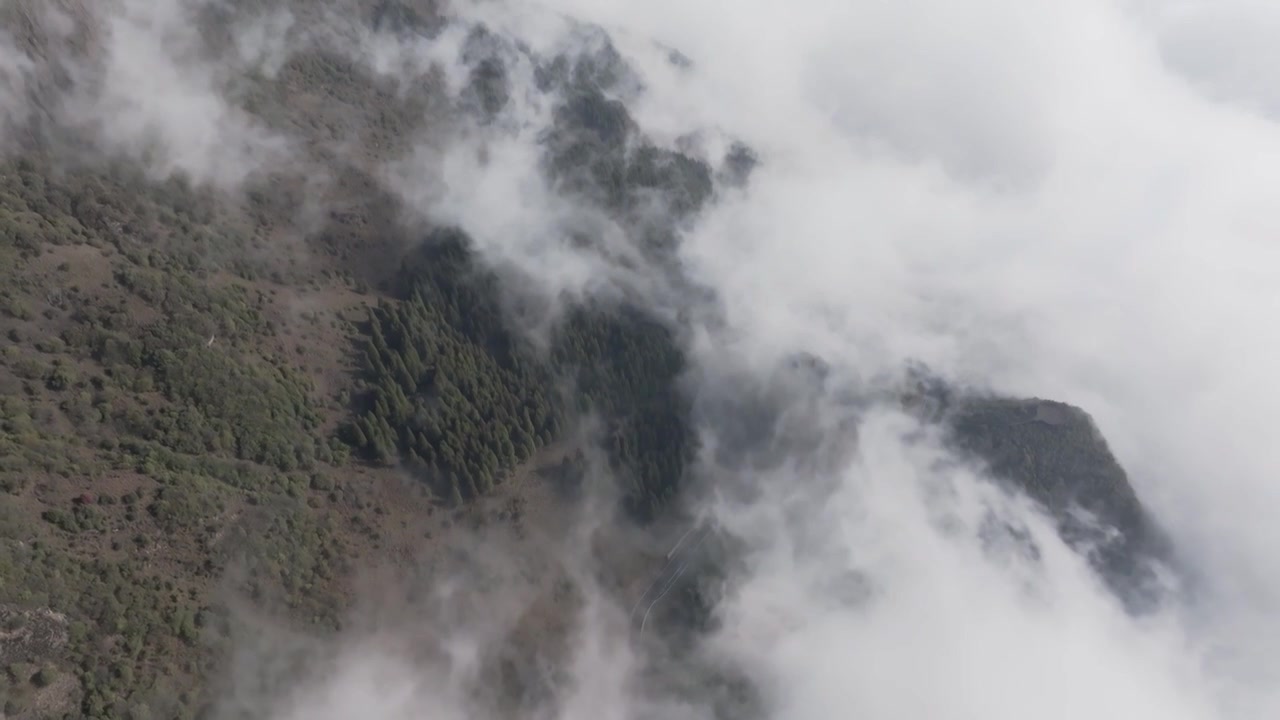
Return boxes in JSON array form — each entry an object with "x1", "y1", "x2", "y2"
[
  {"x1": 482, "y1": 448, "x2": 501, "y2": 474},
  {"x1": 404, "y1": 344, "x2": 424, "y2": 379},
  {"x1": 370, "y1": 314, "x2": 389, "y2": 355},
  {"x1": 350, "y1": 421, "x2": 370, "y2": 450},
  {"x1": 392, "y1": 353, "x2": 415, "y2": 390},
  {"x1": 374, "y1": 437, "x2": 396, "y2": 466}
]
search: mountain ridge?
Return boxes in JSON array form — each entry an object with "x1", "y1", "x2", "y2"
[{"x1": 0, "y1": 3, "x2": 1177, "y2": 718}]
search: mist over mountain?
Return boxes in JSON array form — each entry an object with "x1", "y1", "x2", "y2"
[{"x1": 0, "y1": 1, "x2": 1277, "y2": 719}]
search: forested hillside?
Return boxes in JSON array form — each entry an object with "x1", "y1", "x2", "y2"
[
  {"x1": 0, "y1": 158, "x2": 698, "y2": 720},
  {"x1": 345, "y1": 229, "x2": 694, "y2": 517},
  {"x1": 0, "y1": 5, "x2": 712, "y2": 715},
  {"x1": 0, "y1": 2, "x2": 1174, "y2": 719}
]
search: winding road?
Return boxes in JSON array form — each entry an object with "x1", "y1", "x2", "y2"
[{"x1": 628, "y1": 522, "x2": 714, "y2": 634}]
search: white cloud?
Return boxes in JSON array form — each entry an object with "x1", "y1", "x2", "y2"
[
  {"x1": 70, "y1": 0, "x2": 293, "y2": 189},
  {"x1": 10, "y1": 0, "x2": 1260, "y2": 717},
  {"x1": 231, "y1": 5, "x2": 298, "y2": 80},
  {"x1": 707, "y1": 410, "x2": 1220, "y2": 720},
  {"x1": 0, "y1": 27, "x2": 34, "y2": 141},
  {"x1": 387, "y1": 0, "x2": 1280, "y2": 717},
  {"x1": 1135, "y1": 0, "x2": 1280, "y2": 121}
]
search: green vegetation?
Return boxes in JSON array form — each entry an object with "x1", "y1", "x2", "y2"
[
  {"x1": 0, "y1": 153, "x2": 373, "y2": 718},
  {"x1": 550, "y1": 305, "x2": 693, "y2": 520},
  {"x1": 544, "y1": 86, "x2": 713, "y2": 254},
  {"x1": 0, "y1": 13, "x2": 715, "y2": 719},
  {"x1": 347, "y1": 291, "x2": 558, "y2": 501},
  {"x1": 344, "y1": 228, "x2": 694, "y2": 517},
  {"x1": 0, "y1": 6, "x2": 1174, "y2": 718},
  {"x1": 0, "y1": 135, "x2": 704, "y2": 720},
  {"x1": 345, "y1": 230, "x2": 559, "y2": 503},
  {"x1": 948, "y1": 398, "x2": 1143, "y2": 530},
  {"x1": 947, "y1": 396, "x2": 1168, "y2": 602}
]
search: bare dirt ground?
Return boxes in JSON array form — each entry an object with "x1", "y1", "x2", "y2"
[{"x1": 0, "y1": 606, "x2": 78, "y2": 718}]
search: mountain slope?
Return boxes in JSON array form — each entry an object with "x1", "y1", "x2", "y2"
[{"x1": 0, "y1": 3, "x2": 1177, "y2": 718}]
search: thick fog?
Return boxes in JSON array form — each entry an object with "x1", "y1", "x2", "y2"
[
  {"x1": 416, "y1": 1, "x2": 1280, "y2": 718},
  {"x1": 4, "y1": 0, "x2": 1278, "y2": 718}
]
